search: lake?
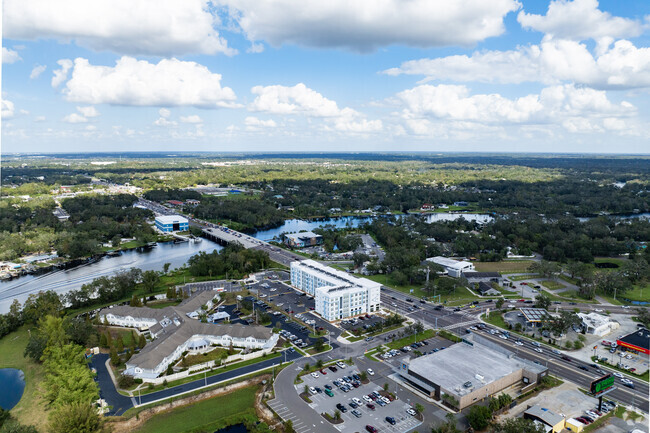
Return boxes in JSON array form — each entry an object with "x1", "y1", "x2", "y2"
[
  {"x1": 214, "y1": 424, "x2": 248, "y2": 433},
  {"x1": 0, "y1": 369, "x2": 25, "y2": 410},
  {"x1": 251, "y1": 215, "x2": 378, "y2": 241}
]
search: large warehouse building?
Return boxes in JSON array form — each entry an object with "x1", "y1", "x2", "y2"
[
  {"x1": 155, "y1": 215, "x2": 189, "y2": 233},
  {"x1": 397, "y1": 334, "x2": 547, "y2": 410},
  {"x1": 290, "y1": 259, "x2": 381, "y2": 321}
]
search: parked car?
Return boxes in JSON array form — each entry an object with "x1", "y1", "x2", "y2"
[
  {"x1": 365, "y1": 426, "x2": 377, "y2": 433},
  {"x1": 385, "y1": 416, "x2": 396, "y2": 425}
]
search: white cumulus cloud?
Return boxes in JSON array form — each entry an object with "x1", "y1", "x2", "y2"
[
  {"x1": 4, "y1": 0, "x2": 235, "y2": 56},
  {"x1": 2, "y1": 47, "x2": 21, "y2": 64},
  {"x1": 517, "y1": 0, "x2": 643, "y2": 41},
  {"x1": 244, "y1": 116, "x2": 277, "y2": 129},
  {"x1": 159, "y1": 108, "x2": 171, "y2": 118},
  {"x1": 250, "y1": 83, "x2": 382, "y2": 133},
  {"x1": 30, "y1": 65, "x2": 47, "y2": 79},
  {"x1": 52, "y1": 59, "x2": 73, "y2": 88},
  {"x1": 180, "y1": 115, "x2": 203, "y2": 124},
  {"x1": 215, "y1": 0, "x2": 520, "y2": 51},
  {"x1": 385, "y1": 39, "x2": 650, "y2": 89},
  {"x1": 62, "y1": 113, "x2": 88, "y2": 123},
  {"x1": 76, "y1": 106, "x2": 99, "y2": 117},
  {"x1": 1, "y1": 99, "x2": 15, "y2": 118},
  {"x1": 61, "y1": 56, "x2": 238, "y2": 108},
  {"x1": 394, "y1": 83, "x2": 634, "y2": 134}
]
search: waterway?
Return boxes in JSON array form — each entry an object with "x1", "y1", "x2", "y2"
[
  {"x1": 214, "y1": 424, "x2": 248, "y2": 433},
  {"x1": 0, "y1": 369, "x2": 26, "y2": 410},
  {"x1": 424, "y1": 212, "x2": 494, "y2": 224},
  {"x1": 0, "y1": 240, "x2": 222, "y2": 313}
]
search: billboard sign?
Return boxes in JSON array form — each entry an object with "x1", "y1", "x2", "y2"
[{"x1": 590, "y1": 374, "x2": 615, "y2": 395}]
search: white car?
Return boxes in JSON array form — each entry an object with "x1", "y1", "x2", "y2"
[
  {"x1": 406, "y1": 408, "x2": 417, "y2": 416},
  {"x1": 534, "y1": 348, "x2": 543, "y2": 353},
  {"x1": 309, "y1": 386, "x2": 317, "y2": 395},
  {"x1": 311, "y1": 372, "x2": 319, "y2": 378},
  {"x1": 499, "y1": 334, "x2": 508, "y2": 340},
  {"x1": 363, "y1": 395, "x2": 373, "y2": 403},
  {"x1": 337, "y1": 361, "x2": 346, "y2": 369},
  {"x1": 367, "y1": 368, "x2": 375, "y2": 376},
  {"x1": 382, "y1": 396, "x2": 391, "y2": 404},
  {"x1": 594, "y1": 309, "x2": 603, "y2": 312},
  {"x1": 613, "y1": 372, "x2": 624, "y2": 379},
  {"x1": 352, "y1": 397, "x2": 363, "y2": 406},
  {"x1": 508, "y1": 304, "x2": 516, "y2": 308},
  {"x1": 276, "y1": 303, "x2": 284, "y2": 307},
  {"x1": 515, "y1": 341, "x2": 524, "y2": 346},
  {"x1": 621, "y1": 305, "x2": 630, "y2": 309},
  {"x1": 259, "y1": 294, "x2": 267, "y2": 298},
  {"x1": 621, "y1": 378, "x2": 633, "y2": 386},
  {"x1": 270, "y1": 288, "x2": 277, "y2": 291},
  {"x1": 625, "y1": 354, "x2": 632, "y2": 359}
]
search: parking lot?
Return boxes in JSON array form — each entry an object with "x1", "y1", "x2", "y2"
[
  {"x1": 300, "y1": 361, "x2": 422, "y2": 433},
  {"x1": 247, "y1": 279, "x2": 342, "y2": 338},
  {"x1": 379, "y1": 336, "x2": 453, "y2": 367}
]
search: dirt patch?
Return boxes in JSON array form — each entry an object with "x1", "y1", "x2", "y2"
[{"x1": 108, "y1": 375, "x2": 271, "y2": 433}]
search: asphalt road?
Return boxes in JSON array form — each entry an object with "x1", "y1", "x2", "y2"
[{"x1": 92, "y1": 349, "x2": 302, "y2": 413}]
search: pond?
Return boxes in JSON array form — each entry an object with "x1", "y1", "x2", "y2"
[
  {"x1": 214, "y1": 423, "x2": 248, "y2": 433},
  {"x1": 0, "y1": 369, "x2": 26, "y2": 410}
]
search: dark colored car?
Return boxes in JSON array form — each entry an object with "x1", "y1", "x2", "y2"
[
  {"x1": 578, "y1": 365, "x2": 589, "y2": 371},
  {"x1": 385, "y1": 416, "x2": 396, "y2": 425},
  {"x1": 561, "y1": 356, "x2": 572, "y2": 362},
  {"x1": 336, "y1": 403, "x2": 347, "y2": 413},
  {"x1": 329, "y1": 366, "x2": 338, "y2": 372},
  {"x1": 365, "y1": 426, "x2": 377, "y2": 433},
  {"x1": 366, "y1": 403, "x2": 375, "y2": 410}
]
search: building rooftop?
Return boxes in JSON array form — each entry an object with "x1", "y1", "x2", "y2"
[
  {"x1": 427, "y1": 256, "x2": 473, "y2": 270},
  {"x1": 617, "y1": 328, "x2": 649, "y2": 351},
  {"x1": 130, "y1": 320, "x2": 273, "y2": 370},
  {"x1": 463, "y1": 271, "x2": 501, "y2": 278},
  {"x1": 577, "y1": 312, "x2": 612, "y2": 328},
  {"x1": 520, "y1": 308, "x2": 548, "y2": 322},
  {"x1": 407, "y1": 334, "x2": 546, "y2": 397},
  {"x1": 293, "y1": 260, "x2": 380, "y2": 292},
  {"x1": 155, "y1": 215, "x2": 189, "y2": 224},
  {"x1": 525, "y1": 405, "x2": 565, "y2": 427},
  {"x1": 285, "y1": 231, "x2": 322, "y2": 241}
]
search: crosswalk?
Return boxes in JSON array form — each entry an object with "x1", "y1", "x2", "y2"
[
  {"x1": 442, "y1": 319, "x2": 479, "y2": 330},
  {"x1": 267, "y1": 399, "x2": 314, "y2": 433}
]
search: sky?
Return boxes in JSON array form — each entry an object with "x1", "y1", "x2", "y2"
[{"x1": 1, "y1": 0, "x2": 649, "y2": 154}]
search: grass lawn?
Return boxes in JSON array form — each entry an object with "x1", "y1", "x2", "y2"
[
  {"x1": 508, "y1": 274, "x2": 540, "y2": 281},
  {"x1": 360, "y1": 274, "x2": 479, "y2": 306},
  {"x1": 619, "y1": 284, "x2": 650, "y2": 303},
  {"x1": 133, "y1": 385, "x2": 258, "y2": 433},
  {"x1": 147, "y1": 300, "x2": 181, "y2": 309},
  {"x1": 542, "y1": 280, "x2": 566, "y2": 290},
  {"x1": 0, "y1": 326, "x2": 49, "y2": 432},
  {"x1": 474, "y1": 261, "x2": 535, "y2": 273},
  {"x1": 180, "y1": 347, "x2": 230, "y2": 368},
  {"x1": 385, "y1": 329, "x2": 435, "y2": 350},
  {"x1": 99, "y1": 327, "x2": 138, "y2": 348}
]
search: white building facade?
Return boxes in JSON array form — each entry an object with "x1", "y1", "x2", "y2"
[
  {"x1": 291, "y1": 260, "x2": 381, "y2": 321},
  {"x1": 426, "y1": 256, "x2": 475, "y2": 278}
]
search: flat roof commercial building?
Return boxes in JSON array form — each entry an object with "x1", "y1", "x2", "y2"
[
  {"x1": 290, "y1": 259, "x2": 381, "y2": 321},
  {"x1": 577, "y1": 312, "x2": 619, "y2": 337},
  {"x1": 155, "y1": 215, "x2": 189, "y2": 233},
  {"x1": 397, "y1": 334, "x2": 547, "y2": 410},
  {"x1": 426, "y1": 256, "x2": 475, "y2": 278},
  {"x1": 616, "y1": 328, "x2": 649, "y2": 355},
  {"x1": 524, "y1": 405, "x2": 565, "y2": 432},
  {"x1": 284, "y1": 231, "x2": 323, "y2": 248}
]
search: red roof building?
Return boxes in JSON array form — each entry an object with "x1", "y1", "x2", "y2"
[
  {"x1": 616, "y1": 328, "x2": 649, "y2": 355},
  {"x1": 167, "y1": 200, "x2": 184, "y2": 206}
]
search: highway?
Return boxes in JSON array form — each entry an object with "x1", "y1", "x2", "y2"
[
  {"x1": 379, "y1": 286, "x2": 649, "y2": 411},
  {"x1": 137, "y1": 198, "x2": 305, "y2": 267}
]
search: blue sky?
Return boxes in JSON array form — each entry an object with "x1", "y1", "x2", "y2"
[{"x1": 2, "y1": 0, "x2": 649, "y2": 153}]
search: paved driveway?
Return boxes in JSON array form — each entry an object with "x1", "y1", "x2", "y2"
[{"x1": 90, "y1": 353, "x2": 133, "y2": 416}]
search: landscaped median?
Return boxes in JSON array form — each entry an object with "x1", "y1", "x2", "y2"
[{"x1": 384, "y1": 329, "x2": 436, "y2": 351}]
